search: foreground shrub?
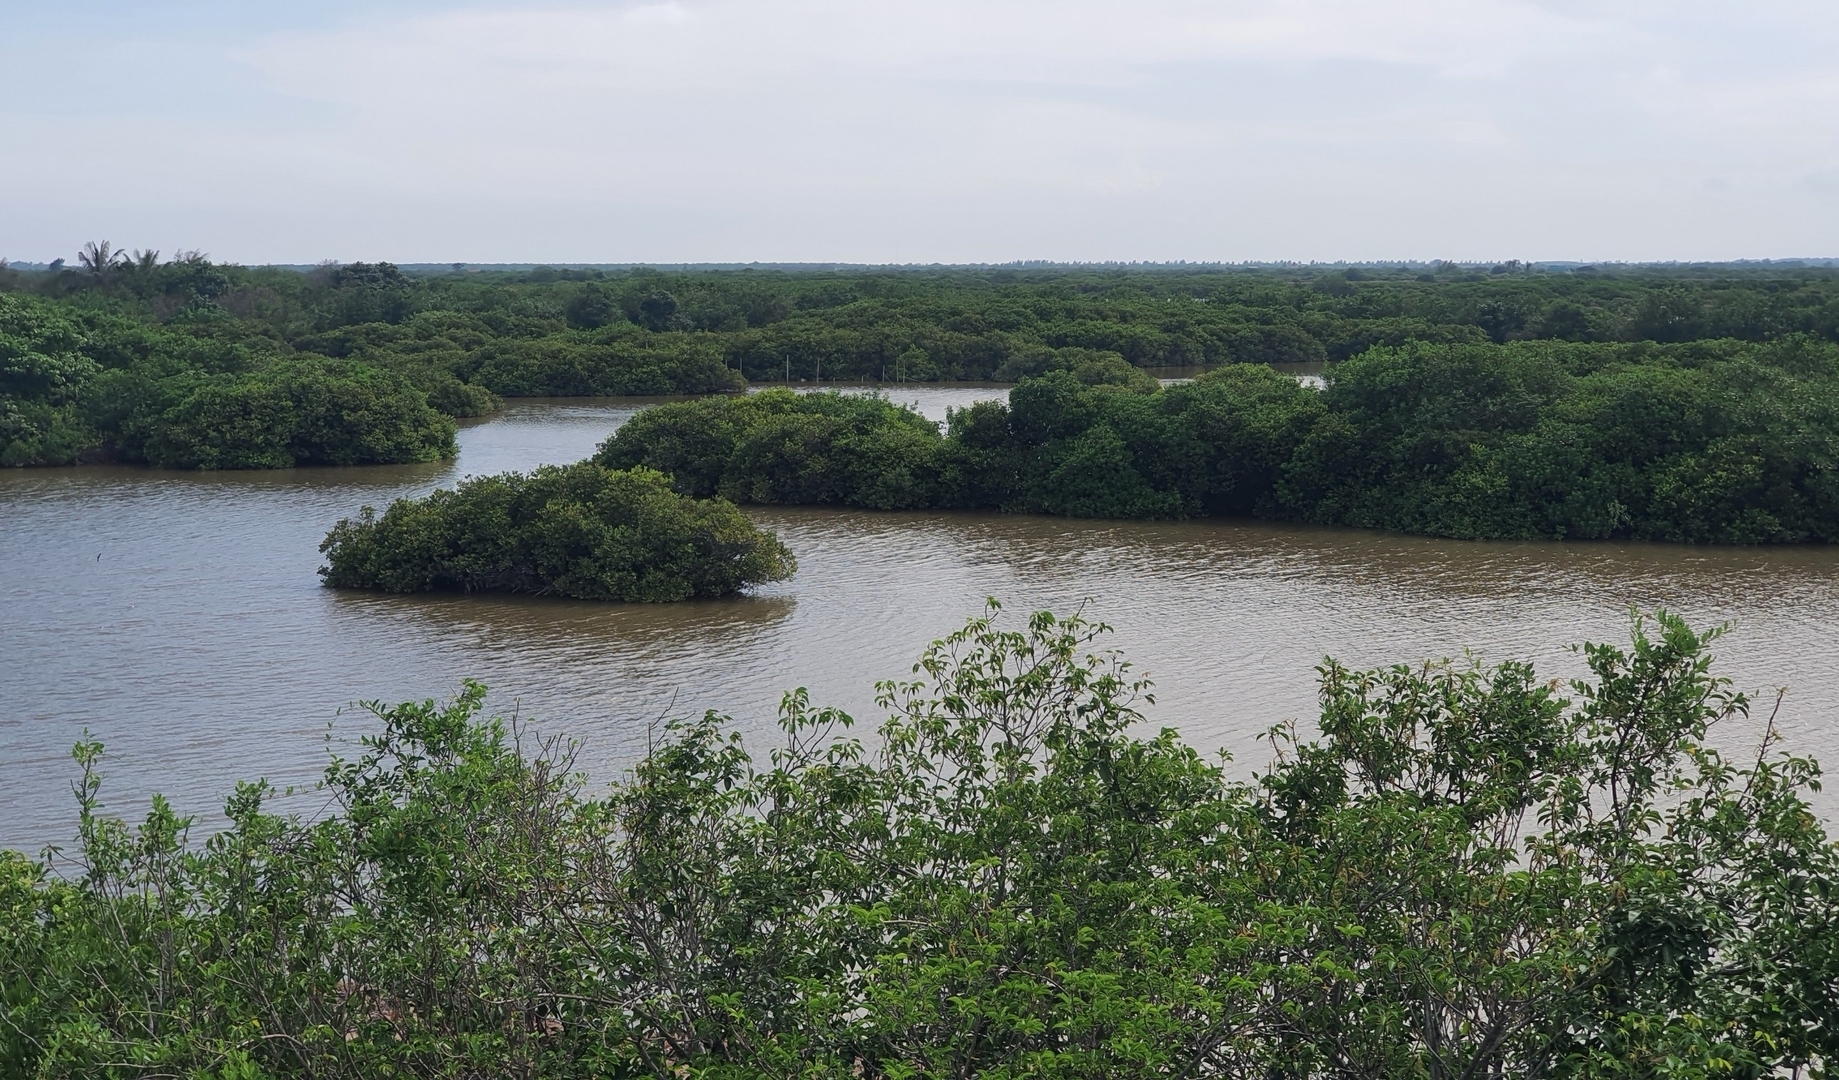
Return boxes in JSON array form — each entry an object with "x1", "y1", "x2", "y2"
[
  {"x1": 4, "y1": 606, "x2": 1836, "y2": 1077},
  {"x1": 319, "y1": 462, "x2": 796, "y2": 600}
]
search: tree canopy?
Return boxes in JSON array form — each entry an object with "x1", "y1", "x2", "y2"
[
  {"x1": 319, "y1": 463, "x2": 797, "y2": 601},
  {"x1": 12, "y1": 249, "x2": 1839, "y2": 539},
  {"x1": 600, "y1": 336, "x2": 1839, "y2": 543}
]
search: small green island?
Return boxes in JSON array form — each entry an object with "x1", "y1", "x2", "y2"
[{"x1": 319, "y1": 463, "x2": 795, "y2": 601}]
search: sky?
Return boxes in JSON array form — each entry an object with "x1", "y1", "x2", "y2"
[{"x1": 3, "y1": 0, "x2": 1838, "y2": 265}]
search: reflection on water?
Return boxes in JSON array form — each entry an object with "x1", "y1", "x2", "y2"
[
  {"x1": 1145, "y1": 363, "x2": 1326, "y2": 388},
  {"x1": 5, "y1": 389, "x2": 1839, "y2": 850},
  {"x1": 762, "y1": 382, "x2": 1011, "y2": 423}
]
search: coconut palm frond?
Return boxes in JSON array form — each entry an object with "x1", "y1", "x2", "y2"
[{"x1": 77, "y1": 240, "x2": 129, "y2": 275}]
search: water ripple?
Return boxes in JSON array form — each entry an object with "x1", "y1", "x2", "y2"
[{"x1": 5, "y1": 390, "x2": 1839, "y2": 848}]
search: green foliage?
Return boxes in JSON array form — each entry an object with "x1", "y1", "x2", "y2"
[
  {"x1": 0, "y1": 294, "x2": 100, "y2": 465},
  {"x1": 602, "y1": 369, "x2": 1325, "y2": 521},
  {"x1": 122, "y1": 362, "x2": 457, "y2": 469},
  {"x1": 1284, "y1": 339, "x2": 1839, "y2": 542},
  {"x1": 606, "y1": 340, "x2": 1839, "y2": 542},
  {"x1": 3, "y1": 607, "x2": 1836, "y2": 1076},
  {"x1": 0, "y1": 292, "x2": 458, "y2": 469},
  {"x1": 466, "y1": 331, "x2": 744, "y2": 397},
  {"x1": 991, "y1": 345, "x2": 1163, "y2": 389},
  {"x1": 319, "y1": 462, "x2": 797, "y2": 600},
  {"x1": 13, "y1": 252, "x2": 1839, "y2": 479},
  {"x1": 565, "y1": 284, "x2": 620, "y2": 330},
  {"x1": 597, "y1": 387, "x2": 948, "y2": 510},
  {"x1": 318, "y1": 260, "x2": 418, "y2": 326}
]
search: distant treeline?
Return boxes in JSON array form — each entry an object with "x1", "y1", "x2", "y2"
[
  {"x1": 6, "y1": 247, "x2": 1839, "y2": 468},
  {"x1": 603, "y1": 336, "x2": 1839, "y2": 543}
]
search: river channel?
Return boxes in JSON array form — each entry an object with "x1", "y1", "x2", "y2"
[{"x1": 6, "y1": 385, "x2": 1839, "y2": 850}]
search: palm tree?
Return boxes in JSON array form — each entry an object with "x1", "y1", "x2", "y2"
[
  {"x1": 131, "y1": 249, "x2": 161, "y2": 273},
  {"x1": 77, "y1": 241, "x2": 127, "y2": 275}
]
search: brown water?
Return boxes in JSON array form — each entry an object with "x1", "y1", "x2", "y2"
[{"x1": 5, "y1": 387, "x2": 1839, "y2": 851}]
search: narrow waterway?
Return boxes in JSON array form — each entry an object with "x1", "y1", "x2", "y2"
[{"x1": 5, "y1": 386, "x2": 1838, "y2": 850}]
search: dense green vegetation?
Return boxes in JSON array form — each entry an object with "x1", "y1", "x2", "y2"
[
  {"x1": 602, "y1": 335, "x2": 1839, "y2": 542},
  {"x1": 0, "y1": 290, "x2": 457, "y2": 468},
  {"x1": 0, "y1": 251, "x2": 748, "y2": 468},
  {"x1": 8, "y1": 247, "x2": 1839, "y2": 471},
  {"x1": 319, "y1": 463, "x2": 795, "y2": 601},
  {"x1": 4, "y1": 606, "x2": 1835, "y2": 1076}
]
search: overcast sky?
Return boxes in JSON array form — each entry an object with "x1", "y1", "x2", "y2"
[{"x1": 4, "y1": 0, "x2": 1837, "y2": 264}]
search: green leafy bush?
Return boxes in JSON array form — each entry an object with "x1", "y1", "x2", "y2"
[
  {"x1": 122, "y1": 362, "x2": 458, "y2": 469},
  {"x1": 0, "y1": 295, "x2": 99, "y2": 464},
  {"x1": 319, "y1": 462, "x2": 797, "y2": 600},
  {"x1": 3, "y1": 607, "x2": 1835, "y2": 1076},
  {"x1": 465, "y1": 332, "x2": 744, "y2": 397},
  {"x1": 1283, "y1": 339, "x2": 1839, "y2": 542},
  {"x1": 605, "y1": 341, "x2": 1839, "y2": 542},
  {"x1": 597, "y1": 387, "x2": 947, "y2": 509},
  {"x1": 603, "y1": 369, "x2": 1327, "y2": 521},
  {"x1": 0, "y1": 293, "x2": 459, "y2": 468}
]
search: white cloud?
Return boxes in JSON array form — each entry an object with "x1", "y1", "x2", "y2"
[
  {"x1": 3, "y1": 0, "x2": 1838, "y2": 261},
  {"x1": 230, "y1": 0, "x2": 1613, "y2": 205},
  {"x1": 247, "y1": 0, "x2": 1610, "y2": 95}
]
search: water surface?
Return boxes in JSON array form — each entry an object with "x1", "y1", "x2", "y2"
[{"x1": 5, "y1": 387, "x2": 1838, "y2": 849}]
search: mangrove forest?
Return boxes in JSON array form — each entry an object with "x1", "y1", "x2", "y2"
[{"x1": 9, "y1": 251, "x2": 1839, "y2": 543}]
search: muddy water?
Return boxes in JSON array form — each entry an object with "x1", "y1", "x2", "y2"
[{"x1": 5, "y1": 387, "x2": 1839, "y2": 850}]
